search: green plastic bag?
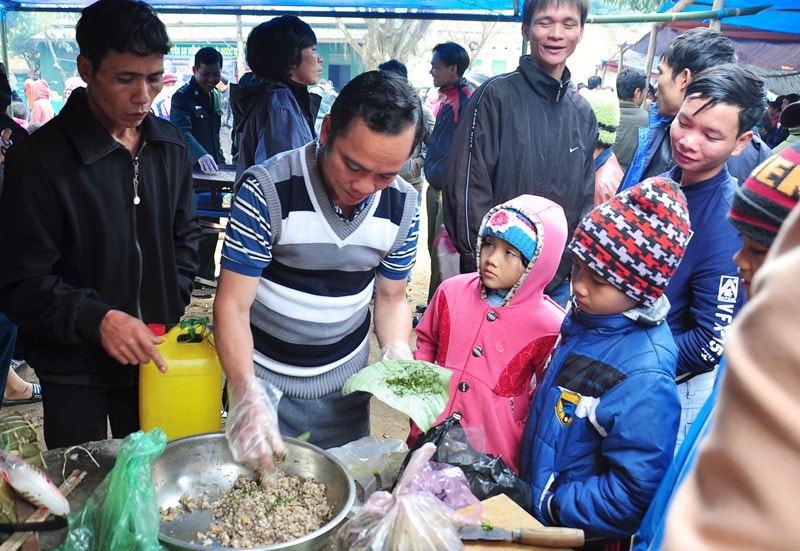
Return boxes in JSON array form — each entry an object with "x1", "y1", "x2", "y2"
[{"x1": 57, "y1": 429, "x2": 167, "y2": 551}]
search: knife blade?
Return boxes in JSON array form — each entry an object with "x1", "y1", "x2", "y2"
[{"x1": 458, "y1": 524, "x2": 585, "y2": 548}]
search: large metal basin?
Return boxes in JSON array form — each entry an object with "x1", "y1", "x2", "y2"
[{"x1": 151, "y1": 432, "x2": 355, "y2": 550}]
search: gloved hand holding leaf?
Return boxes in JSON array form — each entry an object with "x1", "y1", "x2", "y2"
[{"x1": 343, "y1": 360, "x2": 450, "y2": 432}]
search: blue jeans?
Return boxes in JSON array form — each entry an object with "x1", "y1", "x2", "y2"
[
  {"x1": 278, "y1": 389, "x2": 371, "y2": 449},
  {"x1": 675, "y1": 369, "x2": 717, "y2": 451}
]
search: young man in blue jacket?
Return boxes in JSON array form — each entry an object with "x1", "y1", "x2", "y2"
[{"x1": 660, "y1": 63, "x2": 766, "y2": 449}]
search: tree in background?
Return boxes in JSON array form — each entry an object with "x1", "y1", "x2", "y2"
[
  {"x1": 336, "y1": 17, "x2": 431, "y2": 70},
  {"x1": 7, "y1": 12, "x2": 77, "y2": 83},
  {"x1": 439, "y1": 21, "x2": 502, "y2": 68}
]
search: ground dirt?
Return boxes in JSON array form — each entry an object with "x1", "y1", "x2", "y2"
[{"x1": 5, "y1": 195, "x2": 432, "y2": 449}]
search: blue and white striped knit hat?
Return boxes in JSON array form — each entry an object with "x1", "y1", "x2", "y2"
[{"x1": 482, "y1": 207, "x2": 538, "y2": 263}]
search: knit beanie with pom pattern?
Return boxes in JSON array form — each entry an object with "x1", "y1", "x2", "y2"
[{"x1": 568, "y1": 176, "x2": 691, "y2": 307}]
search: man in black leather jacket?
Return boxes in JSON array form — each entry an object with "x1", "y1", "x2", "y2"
[{"x1": 0, "y1": 0, "x2": 201, "y2": 448}]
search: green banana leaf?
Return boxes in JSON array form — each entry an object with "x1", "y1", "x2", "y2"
[{"x1": 343, "y1": 359, "x2": 451, "y2": 433}]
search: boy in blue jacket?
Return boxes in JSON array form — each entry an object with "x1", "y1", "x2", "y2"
[{"x1": 520, "y1": 176, "x2": 691, "y2": 550}]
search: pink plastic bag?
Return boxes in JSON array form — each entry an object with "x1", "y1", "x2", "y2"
[
  {"x1": 334, "y1": 443, "x2": 480, "y2": 550},
  {"x1": 434, "y1": 227, "x2": 460, "y2": 281}
]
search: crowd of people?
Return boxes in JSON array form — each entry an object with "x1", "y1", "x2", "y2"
[{"x1": 1, "y1": 0, "x2": 799, "y2": 549}]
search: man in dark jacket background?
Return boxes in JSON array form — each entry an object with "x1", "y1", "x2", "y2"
[
  {"x1": 443, "y1": 0, "x2": 597, "y2": 307},
  {"x1": 0, "y1": 0, "x2": 201, "y2": 449},
  {"x1": 170, "y1": 46, "x2": 224, "y2": 172},
  {"x1": 171, "y1": 46, "x2": 225, "y2": 282},
  {"x1": 615, "y1": 67, "x2": 649, "y2": 173},
  {"x1": 423, "y1": 41, "x2": 472, "y2": 307}
]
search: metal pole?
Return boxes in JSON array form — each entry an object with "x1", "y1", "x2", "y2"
[{"x1": 1, "y1": 9, "x2": 8, "y2": 79}]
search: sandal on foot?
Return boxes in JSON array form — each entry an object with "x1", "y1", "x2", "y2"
[{"x1": 3, "y1": 383, "x2": 42, "y2": 406}]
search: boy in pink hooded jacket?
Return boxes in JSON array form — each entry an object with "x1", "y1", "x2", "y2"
[{"x1": 412, "y1": 194, "x2": 567, "y2": 473}]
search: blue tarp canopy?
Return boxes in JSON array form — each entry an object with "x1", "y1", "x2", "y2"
[
  {"x1": 0, "y1": 0, "x2": 521, "y2": 20},
  {"x1": 658, "y1": 0, "x2": 800, "y2": 36}
]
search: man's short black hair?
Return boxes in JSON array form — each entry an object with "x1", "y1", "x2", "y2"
[
  {"x1": 432, "y1": 42, "x2": 470, "y2": 78},
  {"x1": 327, "y1": 70, "x2": 424, "y2": 157},
  {"x1": 684, "y1": 63, "x2": 767, "y2": 137},
  {"x1": 195, "y1": 46, "x2": 222, "y2": 69},
  {"x1": 661, "y1": 28, "x2": 736, "y2": 81},
  {"x1": 76, "y1": 0, "x2": 171, "y2": 73},
  {"x1": 246, "y1": 15, "x2": 316, "y2": 82},
  {"x1": 378, "y1": 59, "x2": 408, "y2": 80},
  {"x1": 616, "y1": 67, "x2": 647, "y2": 101},
  {"x1": 587, "y1": 75, "x2": 602, "y2": 89}
]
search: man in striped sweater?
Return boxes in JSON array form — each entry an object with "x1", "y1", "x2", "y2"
[{"x1": 214, "y1": 70, "x2": 424, "y2": 464}]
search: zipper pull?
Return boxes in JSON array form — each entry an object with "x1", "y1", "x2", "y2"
[{"x1": 133, "y1": 155, "x2": 141, "y2": 205}]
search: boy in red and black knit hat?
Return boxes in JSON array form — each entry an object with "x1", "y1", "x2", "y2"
[
  {"x1": 520, "y1": 176, "x2": 691, "y2": 551},
  {"x1": 729, "y1": 142, "x2": 800, "y2": 298}
]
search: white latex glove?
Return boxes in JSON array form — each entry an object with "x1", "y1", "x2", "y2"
[
  {"x1": 198, "y1": 153, "x2": 219, "y2": 173},
  {"x1": 225, "y1": 375, "x2": 286, "y2": 471},
  {"x1": 379, "y1": 340, "x2": 414, "y2": 361}
]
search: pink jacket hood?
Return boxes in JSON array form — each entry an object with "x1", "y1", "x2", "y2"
[
  {"x1": 475, "y1": 194, "x2": 568, "y2": 306},
  {"x1": 30, "y1": 79, "x2": 51, "y2": 101}
]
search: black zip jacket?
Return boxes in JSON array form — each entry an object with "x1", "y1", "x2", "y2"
[
  {"x1": 0, "y1": 88, "x2": 201, "y2": 386},
  {"x1": 443, "y1": 57, "x2": 597, "y2": 291}
]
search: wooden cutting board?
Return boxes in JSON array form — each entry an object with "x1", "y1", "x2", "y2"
[{"x1": 460, "y1": 494, "x2": 574, "y2": 551}]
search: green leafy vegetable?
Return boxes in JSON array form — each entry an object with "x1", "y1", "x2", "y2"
[{"x1": 343, "y1": 360, "x2": 451, "y2": 432}]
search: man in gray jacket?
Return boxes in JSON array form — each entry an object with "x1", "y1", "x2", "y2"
[{"x1": 443, "y1": 0, "x2": 596, "y2": 306}]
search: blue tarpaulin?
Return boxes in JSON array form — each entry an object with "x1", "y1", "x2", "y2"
[
  {"x1": 658, "y1": 0, "x2": 800, "y2": 37},
  {"x1": 0, "y1": 0, "x2": 521, "y2": 20}
]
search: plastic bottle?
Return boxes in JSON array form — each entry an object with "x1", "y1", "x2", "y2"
[{"x1": 139, "y1": 319, "x2": 223, "y2": 440}]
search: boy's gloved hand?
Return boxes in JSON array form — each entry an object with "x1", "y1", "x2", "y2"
[
  {"x1": 379, "y1": 340, "x2": 413, "y2": 361},
  {"x1": 198, "y1": 153, "x2": 219, "y2": 173},
  {"x1": 225, "y1": 375, "x2": 285, "y2": 470}
]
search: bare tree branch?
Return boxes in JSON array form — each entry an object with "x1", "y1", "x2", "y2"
[{"x1": 336, "y1": 17, "x2": 431, "y2": 70}]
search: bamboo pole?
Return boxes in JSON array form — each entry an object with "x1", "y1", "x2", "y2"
[
  {"x1": 709, "y1": 0, "x2": 725, "y2": 31},
  {"x1": 586, "y1": 4, "x2": 766, "y2": 24}
]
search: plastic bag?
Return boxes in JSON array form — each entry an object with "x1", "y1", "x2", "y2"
[
  {"x1": 334, "y1": 443, "x2": 464, "y2": 551},
  {"x1": 57, "y1": 429, "x2": 167, "y2": 551},
  {"x1": 402, "y1": 413, "x2": 532, "y2": 510},
  {"x1": 327, "y1": 436, "x2": 408, "y2": 503},
  {"x1": 405, "y1": 461, "x2": 482, "y2": 523},
  {"x1": 434, "y1": 227, "x2": 460, "y2": 281}
]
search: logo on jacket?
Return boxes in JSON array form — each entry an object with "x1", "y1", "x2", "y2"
[
  {"x1": 717, "y1": 275, "x2": 739, "y2": 303},
  {"x1": 555, "y1": 389, "x2": 580, "y2": 426}
]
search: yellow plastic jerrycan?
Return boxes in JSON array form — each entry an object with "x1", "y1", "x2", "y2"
[{"x1": 139, "y1": 318, "x2": 223, "y2": 441}]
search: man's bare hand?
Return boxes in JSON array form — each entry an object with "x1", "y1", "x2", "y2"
[{"x1": 99, "y1": 310, "x2": 166, "y2": 372}]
